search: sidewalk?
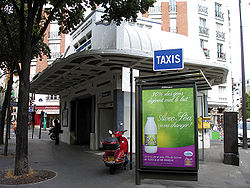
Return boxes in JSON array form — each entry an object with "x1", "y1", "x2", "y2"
[{"x1": 0, "y1": 131, "x2": 250, "y2": 188}]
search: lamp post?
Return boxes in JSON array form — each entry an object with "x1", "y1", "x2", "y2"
[{"x1": 238, "y1": 0, "x2": 248, "y2": 149}]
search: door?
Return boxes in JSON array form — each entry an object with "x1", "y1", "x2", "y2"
[{"x1": 98, "y1": 108, "x2": 114, "y2": 148}]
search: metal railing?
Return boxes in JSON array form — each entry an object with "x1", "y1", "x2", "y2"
[
  {"x1": 199, "y1": 26, "x2": 209, "y2": 36},
  {"x1": 215, "y1": 11, "x2": 224, "y2": 21},
  {"x1": 170, "y1": 27, "x2": 177, "y2": 33},
  {"x1": 198, "y1": 5, "x2": 208, "y2": 15},
  {"x1": 217, "y1": 52, "x2": 226, "y2": 61},
  {"x1": 50, "y1": 52, "x2": 61, "y2": 59},
  {"x1": 48, "y1": 31, "x2": 60, "y2": 39},
  {"x1": 216, "y1": 31, "x2": 225, "y2": 40},
  {"x1": 203, "y1": 48, "x2": 210, "y2": 58}
]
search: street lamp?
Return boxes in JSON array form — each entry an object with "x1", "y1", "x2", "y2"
[{"x1": 238, "y1": 0, "x2": 248, "y2": 149}]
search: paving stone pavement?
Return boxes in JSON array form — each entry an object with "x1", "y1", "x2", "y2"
[{"x1": 0, "y1": 129, "x2": 249, "y2": 188}]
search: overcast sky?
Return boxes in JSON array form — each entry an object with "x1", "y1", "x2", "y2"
[{"x1": 229, "y1": 0, "x2": 250, "y2": 81}]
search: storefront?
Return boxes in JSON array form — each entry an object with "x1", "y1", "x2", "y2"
[{"x1": 34, "y1": 106, "x2": 60, "y2": 128}]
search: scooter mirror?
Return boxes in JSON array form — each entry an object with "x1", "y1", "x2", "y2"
[{"x1": 108, "y1": 130, "x2": 113, "y2": 135}]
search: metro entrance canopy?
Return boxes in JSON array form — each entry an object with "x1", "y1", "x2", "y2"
[{"x1": 31, "y1": 49, "x2": 223, "y2": 95}]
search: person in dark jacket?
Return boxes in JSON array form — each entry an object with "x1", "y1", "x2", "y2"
[{"x1": 54, "y1": 119, "x2": 61, "y2": 145}]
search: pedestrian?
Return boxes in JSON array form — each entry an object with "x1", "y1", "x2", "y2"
[{"x1": 54, "y1": 119, "x2": 61, "y2": 145}]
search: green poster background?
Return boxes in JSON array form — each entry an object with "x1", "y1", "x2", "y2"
[{"x1": 142, "y1": 87, "x2": 195, "y2": 148}]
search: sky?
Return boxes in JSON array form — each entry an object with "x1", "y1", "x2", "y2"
[{"x1": 229, "y1": 0, "x2": 250, "y2": 81}]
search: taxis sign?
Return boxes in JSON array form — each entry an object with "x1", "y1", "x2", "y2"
[{"x1": 153, "y1": 48, "x2": 183, "y2": 71}]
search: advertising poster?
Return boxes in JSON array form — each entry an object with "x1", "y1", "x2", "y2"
[{"x1": 141, "y1": 86, "x2": 197, "y2": 169}]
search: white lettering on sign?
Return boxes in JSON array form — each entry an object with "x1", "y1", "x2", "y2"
[{"x1": 156, "y1": 55, "x2": 181, "y2": 64}]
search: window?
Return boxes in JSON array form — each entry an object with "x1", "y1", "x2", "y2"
[
  {"x1": 217, "y1": 43, "x2": 223, "y2": 53},
  {"x1": 47, "y1": 95, "x2": 59, "y2": 100},
  {"x1": 49, "y1": 44, "x2": 61, "y2": 59},
  {"x1": 217, "y1": 43, "x2": 226, "y2": 60},
  {"x1": 49, "y1": 43, "x2": 60, "y2": 52},
  {"x1": 200, "y1": 39, "x2": 205, "y2": 49},
  {"x1": 169, "y1": 0, "x2": 176, "y2": 12},
  {"x1": 215, "y1": 3, "x2": 224, "y2": 20},
  {"x1": 216, "y1": 23, "x2": 223, "y2": 31},
  {"x1": 200, "y1": 18, "x2": 206, "y2": 28},
  {"x1": 49, "y1": 23, "x2": 60, "y2": 39},
  {"x1": 216, "y1": 23, "x2": 225, "y2": 40},
  {"x1": 199, "y1": 18, "x2": 209, "y2": 36},
  {"x1": 200, "y1": 39, "x2": 209, "y2": 58}
]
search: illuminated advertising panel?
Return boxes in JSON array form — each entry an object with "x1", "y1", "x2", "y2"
[{"x1": 141, "y1": 85, "x2": 198, "y2": 170}]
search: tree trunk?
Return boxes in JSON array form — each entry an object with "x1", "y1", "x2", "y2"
[
  {"x1": 14, "y1": 53, "x2": 31, "y2": 176},
  {"x1": 0, "y1": 73, "x2": 14, "y2": 144},
  {"x1": 4, "y1": 94, "x2": 12, "y2": 156}
]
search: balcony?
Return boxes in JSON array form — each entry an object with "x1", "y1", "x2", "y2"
[
  {"x1": 203, "y1": 48, "x2": 210, "y2": 58},
  {"x1": 215, "y1": 11, "x2": 224, "y2": 21},
  {"x1": 199, "y1": 26, "x2": 209, "y2": 36},
  {"x1": 198, "y1": 5, "x2": 208, "y2": 16},
  {"x1": 217, "y1": 52, "x2": 226, "y2": 61},
  {"x1": 216, "y1": 31, "x2": 225, "y2": 41}
]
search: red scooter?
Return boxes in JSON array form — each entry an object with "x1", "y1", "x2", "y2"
[{"x1": 102, "y1": 130, "x2": 129, "y2": 174}]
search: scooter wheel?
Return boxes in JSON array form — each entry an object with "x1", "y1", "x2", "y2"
[
  {"x1": 109, "y1": 167, "x2": 115, "y2": 175},
  {"x1": 50, "y1": 134, "x2": 56, "y2": 140}
]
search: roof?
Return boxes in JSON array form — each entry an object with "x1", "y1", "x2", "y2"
[{"x1": 135, "y1": 70, "x2": 212, "y2": 91}]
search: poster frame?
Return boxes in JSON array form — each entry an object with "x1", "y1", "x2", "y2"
[{"x1": 138, "y1": 84, "x2": 198, "y2": 172}]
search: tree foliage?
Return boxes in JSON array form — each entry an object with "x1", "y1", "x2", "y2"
[
  {"x1": 247, "y1": 93, "x2": 250, "y2": 119},
  {"x1": 239, "y1": 93, "x2": 250, "y2": 119}
]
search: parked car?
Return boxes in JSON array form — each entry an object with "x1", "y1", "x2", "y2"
[{"x1": 238, "y1": 121, "x2": 250, "y2": 146}]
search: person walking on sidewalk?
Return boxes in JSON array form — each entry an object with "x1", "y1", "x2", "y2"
[{"x1": 54, "y1": 119, "x2": 61, "y2": 145}]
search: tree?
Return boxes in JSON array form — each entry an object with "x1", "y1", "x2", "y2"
[
  {"x1": 0, "y1": 5, "x2": 50, "y2": 146},
  {"x1": 239, "y1": 93, "x2": 250, "y2": 119},
  {"x1": 246, "y1": 93, "x2": 250, "y2": 119},
  {"x1": 0, "y1": 0, "x2": 155, "y2": 176}
]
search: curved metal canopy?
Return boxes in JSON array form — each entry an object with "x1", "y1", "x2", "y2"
[{"x1": 30, "y1": 49, "x2": 227, "y2": 95}]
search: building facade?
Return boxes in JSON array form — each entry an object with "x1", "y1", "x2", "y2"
[{"x1": 30, "y1": 21, "x2": 65, "y2": 127}]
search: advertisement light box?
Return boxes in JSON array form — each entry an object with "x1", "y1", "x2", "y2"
[{"x1": 140, "y1": 85, "x2": 198, "y2": 170}]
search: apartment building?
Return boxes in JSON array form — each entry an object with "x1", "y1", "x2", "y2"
[
  {"x1": 30, "y1": 21, "x2": 65, "y2": 127},
  {"x1": 144, "y1": 0, "x2": 232, "y2": 128}
]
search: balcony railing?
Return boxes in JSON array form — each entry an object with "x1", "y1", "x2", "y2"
[
  {"x1": 216, "y1": 31, "x2": 225, "y2": 40},
  {"x1": 170, "y1": 27, "x2": 177, "y2": 33},
  {"x1": 50, "y1": 52, "x2": 61, "y2": 59},
  {"x1": 217, "y1": 52, "x2": 226, "y2": 61},
  {"x1": 203, "y1": 48, "x2": 210, "y2": 58},
  {"x1": 48, "y1": 31, "x2": 60, "y2": 39},
  {"x1": 199, "y1": 26, "x2": 209, "y2": 36},
  {"x1": 148, "y1": 5, "x2": 162, "y2": 14},
  {"x1": 215, "y1": 11, "x2": 224, "y2": 21},
  {"x1": 198, "y1": 5, "x2": 208, "y2": 15}
]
